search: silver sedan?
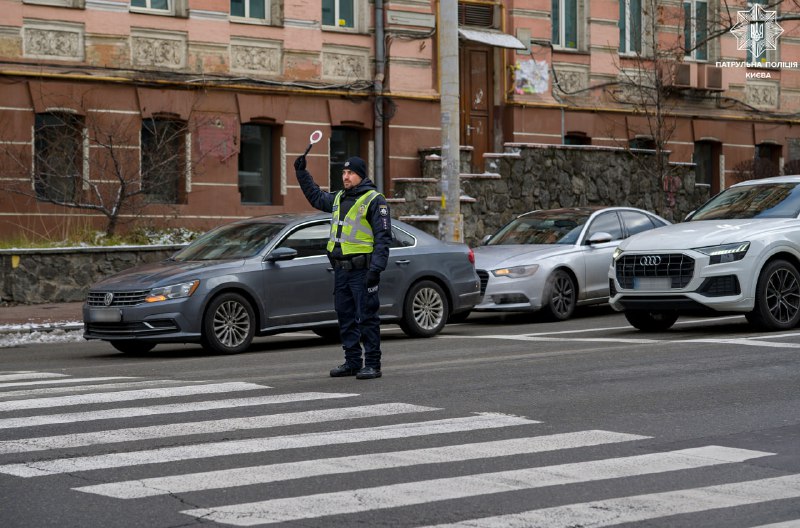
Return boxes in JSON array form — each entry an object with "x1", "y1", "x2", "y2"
[
  {"x1": 83, "y1": 213, "x2": 480, "y2": 354},
  {"x1": 471, "y1": 207, "x2": 669, "y2": 320}
]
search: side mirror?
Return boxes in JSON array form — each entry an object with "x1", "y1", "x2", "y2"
[
  {"x1": 266, "y1": 247, "x2": 298, "y2": 262},
  {"x1": 587, "y1": 232, "x2": 613, "y2": 245}
]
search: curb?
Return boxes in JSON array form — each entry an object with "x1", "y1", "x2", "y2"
[{"x1": 0, "y1": 323, "x2": 83, "y2": 336}]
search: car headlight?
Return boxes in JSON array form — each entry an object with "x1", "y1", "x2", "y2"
[
  {"x1": 145, "y1": 280, "x2": 200, "y2": 303},
  {"x1": 694, "y1": 242, "x2": 750, "y2": 265},
  {"x1": 491, "y1": 264, "x2": 539, "y2": 278}
]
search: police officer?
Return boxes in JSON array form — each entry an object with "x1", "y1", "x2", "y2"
[{"x1": 294, "y1": 153, "x2": 391, "y2": 379}]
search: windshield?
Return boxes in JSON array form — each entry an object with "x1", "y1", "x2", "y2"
[
  {"x1": 690, "y1": 182, "x2": 800, "y2": 220},
  {"x1": 173, "y1": 222, "x2": 286, "y2": 261},
  {"x1": 487, "y1": 210, "x2": 592, "y2": 245}
]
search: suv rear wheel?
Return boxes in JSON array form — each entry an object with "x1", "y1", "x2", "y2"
[
  {"x1": 746, "y1": 259, "x2": 800, "y2": 330},
  {"x1": 625, "y1": 310, "x2": 679, "y2": 332}
]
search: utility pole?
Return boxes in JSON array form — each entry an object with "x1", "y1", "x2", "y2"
[{"x1": 437, "y1": 0, "x2": 463, "y2": 243}]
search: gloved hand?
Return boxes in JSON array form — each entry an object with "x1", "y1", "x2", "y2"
[
  {"x1": 294, "y1": 155, "x2": 306, "y2": 171},
  {"x1": 365, "y1": 270, "x2": 380, "y2": 289}
]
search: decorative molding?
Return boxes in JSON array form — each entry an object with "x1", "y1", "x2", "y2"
[
  {"x1": 231, "y1": 37, "x2": 282, "y2": 74},
  {"x1": 746, "y1": 81, "x2": 779, "y2": 109},
  {"x1": 553, "y1": 63, "x2": 589, "y2": 94},
  {"x1": 23, "y1": 20, "x2": 84, "y2": 61},
  {"x1": 190, "y1": 9, "x2": 230, "y2": 22},
  {"x1": 321, "y1": 45, "x2": 369, "y2": 81},
  {"x1": 23, "y1": 0, "x2": 84, "y2": 8},
  {"x1": 130, "y1": 28, "x2": 186, "y2": 69},
  {"x1": 85, "y1": 0, "x2": 127, "y2": 11}
]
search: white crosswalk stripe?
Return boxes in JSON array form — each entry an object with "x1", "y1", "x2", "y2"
[
  {"x1": 0, "y1": 392, "x2": 357, "y2": 430},
  {"x1": 75, "y1": 430, "x2": 648, "y2": 499},
  {"x1": 179, "y1": 446, "x2": 773, "y2": 526},
  {"x1": 420, "y1": 475, "x2": 800, "y2": 528},
  {"x1": 0, "y1": 403, "x2": 437, "y2": 453},
  {"x1": 0, "y1": 382, "x2": 268, "y2": 411},
  {"x1": 0, "y1": 376, "x2": 135, "y2": 389},
  {"x1": 0, "y1": 371, "x2": 792, "y2": 528}
]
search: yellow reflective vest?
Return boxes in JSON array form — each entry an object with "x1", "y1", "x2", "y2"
[{"x1": 327, "y1": 190, "x2": 380, "y2": 255}]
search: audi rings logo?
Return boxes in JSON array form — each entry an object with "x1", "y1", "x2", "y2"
[
  {"x1": 104, "y1": 292, "x2": 114, "y2": 306},
  {"x1": 639, "y1": 255, "x2": 662, "y2": 266}
]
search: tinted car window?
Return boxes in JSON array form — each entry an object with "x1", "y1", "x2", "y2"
[
  {"x1": 691, "y1": 182, "x2": 800, "y2": 220},
  {"x1": 277, "y1": 222, "x2": 330, "y2": 258},
  {"x1": 620, "y1": 210, "x2": 660, "y2": 237},
  {"x1": 173, "y1": 222, "x2": 284, "y2": 261},
  {"x1": 488, "y1": 210, "x2": 593, "y2": 245},
  {"x1": 391, "y1": 227, "x2": 416, "y2": 248},
  {"x1": 585, "y1": 212, "x2": 622, "y2": 243}
]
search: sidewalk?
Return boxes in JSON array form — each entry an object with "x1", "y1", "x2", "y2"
[{"x1": 0, "y1": 302, "x2": 84, "y2": 334}]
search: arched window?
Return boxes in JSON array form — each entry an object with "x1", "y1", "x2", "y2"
[
  {"x1": 141, "y1": 118, "x2": 187, "y2": 204},
  {"x1": 33, "y1": 112, "x2": 84, "y2": 203}
]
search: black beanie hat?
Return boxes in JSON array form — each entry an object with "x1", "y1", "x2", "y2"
[{"x1": 344, "y1": 157, "x2": 367, "y2": 180}]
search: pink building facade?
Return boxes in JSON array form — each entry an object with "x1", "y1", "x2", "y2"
[{"x1": 0, "y1": 0, "x2": 798, "y2": 239}]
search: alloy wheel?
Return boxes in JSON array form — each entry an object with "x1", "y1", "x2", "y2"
[
  {"x1": 213, "y1": 300, "x2": 252, "y2": 348},
  {"x1": 412, "y1": 286, "x2": 445, "y2": 330}
]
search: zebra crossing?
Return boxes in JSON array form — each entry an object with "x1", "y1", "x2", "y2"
[{"x1": 1, "y1": 370, "x2": 798, "y2": 527}]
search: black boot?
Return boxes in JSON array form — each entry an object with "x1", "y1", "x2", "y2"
[
  {"x1": 330, "y1": 364, "x2": 360, "y2": 377},
  {"x1": 356, "y1": 366, "x2": 382, "y2": 379}
]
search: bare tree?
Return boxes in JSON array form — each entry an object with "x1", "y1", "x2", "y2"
[{"x1": 0, "y1": 100, "x2": 218, "y2": 237}]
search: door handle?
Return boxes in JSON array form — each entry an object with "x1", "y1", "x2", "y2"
[{"x1": 395, "y1": 259, "x2": 411, "y2": 266}]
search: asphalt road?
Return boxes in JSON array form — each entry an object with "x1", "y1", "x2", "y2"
[{"x1": 1, "y1": 307, "x2": 799, "y2": 527}]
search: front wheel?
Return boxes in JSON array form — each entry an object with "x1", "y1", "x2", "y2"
[
  {"x1": 399, "y1": 280, "x2": 449, "y2": 338},
  {"x1": 201, "y1": 293, "x2": 255, "y2": 354},
  {"x1": 624, "y1": 310, "x2": 678, "y2": 332},
  {"x1": 110, "y1": 341, "x2": 155, "y2": 354},
  {"x1": 746, "y1": 259, "x2": 800, "y2": 330},
  {"x1": 543, "y1": 269, "x2": 577, "y2": 321}
]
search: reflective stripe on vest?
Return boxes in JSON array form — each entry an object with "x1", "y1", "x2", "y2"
[{"x1": 327, "y1": 190, "x2": 380, "y2": 254}]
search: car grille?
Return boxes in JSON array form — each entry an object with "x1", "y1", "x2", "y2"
[
  {"x1": 476, "y1": 269, "x2": 489, "y2": 297},
  {"x1": 87, "y1": 290, "x2": 149, "y2": 307},
  {"x1": 616, "y1": 254, "x2": 695, "y2": 289}
]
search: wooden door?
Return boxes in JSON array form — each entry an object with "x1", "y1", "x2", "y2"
[{"x1": 460, "y1": 45, "x2": 493, "y2": 172}]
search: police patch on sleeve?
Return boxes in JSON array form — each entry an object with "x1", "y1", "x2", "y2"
[{"x1": 379, "y1": 205, "x2": 389, "y2": 217}]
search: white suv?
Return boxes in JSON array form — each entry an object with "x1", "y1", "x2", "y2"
[{"x1": 609, "y1": 175, "x2": 800, "y2": 331}]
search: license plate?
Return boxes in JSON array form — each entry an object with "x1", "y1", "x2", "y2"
[
  {"x1": 88, "y1": 308, "x2": 122, "y2": 323},
  {"x1": 633, "y1": 277, "x2": 670, "y2": 290}
]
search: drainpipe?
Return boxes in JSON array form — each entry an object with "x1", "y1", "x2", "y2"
[{"x1": 374, "y1": 0, "x2": 385, "y2": 193}]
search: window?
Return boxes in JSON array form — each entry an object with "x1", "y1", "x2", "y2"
[
  {"x1": 629, "y1": 137, "x2": 656, "y2": 150},
  {"x1": 552, "y1": 0, "x2": 578, "y2": 49},
  {"x1": 33, "y1": 113, "x2": 84, "y2": 203},
  {"x1": 238, "y1": 124, "x2": 273, "y2": 205},
  {"x1": 141, "y1": 118, "x2": 186, "y2": 204},
  {"x1": 322, "y1": 0, "x2": 355, "y2": 29},
  {"x1": 620, "y1": 210, "x2": 661, "y2": 237},
  {"x1": 585, "y1": 212, "x2": 623, "y2": 243},
  {"x1": 131, "y1": 0, "x2": 169, "y2": 11},
  {"x1": 619, "y1": 0, "x2": 642, "y2": 54},
  {"x1": 329, "y1": 127, "x2": 362, "y2": 192},
  {"x1": 231, "y1": 0, "x2": 266, "y2": 20},
  {"x1": 390, "y1": 226, "x2": 416, "y2": 248},
  {"x1": 564, "y1": 131, "x2": 591, "y2": 145},
  {"x1": 683, "y1": 1, "x2": 708, "y2": 60},
  {"x1": 694, "y1": 140, "x2": 721, "y2": 193},
  {"x1": 277, "y1": 222, "x2": 330, "y2": 258}
]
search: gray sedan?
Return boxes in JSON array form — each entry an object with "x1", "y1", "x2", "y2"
[
  {"x1": 83, "y1": 213, "x2": 480, "y2": 354},
  {"x1": 471, "y1": 206, "x2": 669, "y2": 320}
]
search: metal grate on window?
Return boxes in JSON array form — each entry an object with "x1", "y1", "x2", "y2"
[{"x1": 458, "y1": 2, "x2": 495, "y2": 28}]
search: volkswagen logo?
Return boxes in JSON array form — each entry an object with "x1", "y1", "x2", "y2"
[
  {"x1": 103, "y1": 292, "x2": 114, "y2": 306},
  {"x1": 639, "y1": 255, "x2": 662, "y2": 266}
]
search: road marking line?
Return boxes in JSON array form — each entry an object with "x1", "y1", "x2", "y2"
[
  {"x1": 0, "y1": 380, "x2": 209, "y2": 400},
  {"x1": 180, "y1": 446, "x2": 772, "y2": 526},
  {"x1": 683, "y1": 338, "x2": 800, "y2": 349},
  {"x1": 444, "y1": 335, "x2": 659, "y2": 344},
  {"x1": 0, "y1": 373, "x2": 68, "y2": 382},
  {"x1": 420, "y1": 474, "x2": 800, "y2": 527},
  {"x1": 0, "y1": 392, "x2": 358, "y2": 430},
  {"x1": 75, "y1": 430, "x2": 648, "y2": 499},
  {"x1": 749, "y1": 521, "x2": 800, "y2": 528},
  {"x1": 0, "y1": 403, "x2": 437, "y2": 454},
  {"x1": 0, "y1": 376, "x2": 135, "y2": 389},
  {"x1": 0, "y1": 414, "x2": 537, "y2": 477},
  {"x1": 0, "y1": 382, "x2": 269, "y2": 412}
]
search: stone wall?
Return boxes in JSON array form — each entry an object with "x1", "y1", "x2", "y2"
[
  {"x1": 0, "y1": 246, "x2": 184, "y2": 304},
  {"x1": 390, "y1": 143, "x2": 711, "y2": 246}
]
